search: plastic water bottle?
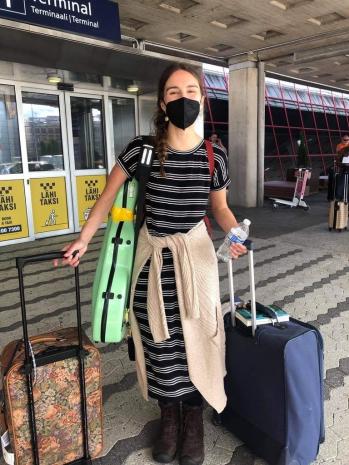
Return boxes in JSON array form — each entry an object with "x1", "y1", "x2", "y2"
[{"x1": 216, "y1": 219, "x2": 251, "y2": 262}]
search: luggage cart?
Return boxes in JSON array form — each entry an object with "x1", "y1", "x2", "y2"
[{"x1": 270, "y1": 168, "x2": 311, "y2": 210}]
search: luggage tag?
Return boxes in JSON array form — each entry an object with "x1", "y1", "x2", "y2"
[
  {"x1": 246, "y1": 301, "x2": 288, "y2": 329},
  {"x1": 1, "y1": 430, "x2": 14, "y2": 465}
]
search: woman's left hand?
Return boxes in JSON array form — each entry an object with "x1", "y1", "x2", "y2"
[{"x1": 230, "y1": 242, "x2": 247, "y2": 259}]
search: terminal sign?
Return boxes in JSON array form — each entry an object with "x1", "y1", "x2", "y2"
[{"x1": 0, "y1": 0, "x2": 121, "y2": 43}]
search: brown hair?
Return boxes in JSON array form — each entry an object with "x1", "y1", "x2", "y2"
[{"x1": 153, "y1": 63, "x2": 204, "y2": 176}]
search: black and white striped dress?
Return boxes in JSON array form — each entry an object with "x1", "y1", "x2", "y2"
[{"x1": 117, "y1": 136, "x2": 230, "y2": 401}]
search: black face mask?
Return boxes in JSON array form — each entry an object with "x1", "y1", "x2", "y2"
[{"x1": 165, "y1": 97, "x2": 200, "y2": 130}]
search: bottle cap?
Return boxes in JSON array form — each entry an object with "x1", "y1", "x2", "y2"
[{"x1": 243, "y1": 219, "x2": 251, "y2": 226}]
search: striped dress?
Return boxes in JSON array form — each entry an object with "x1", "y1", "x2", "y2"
[{"x1": 117, "y1": 136, "x2": 230, "y2": 401}]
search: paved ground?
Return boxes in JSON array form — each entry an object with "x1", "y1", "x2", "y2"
[{"x1": 0, "y1": 191, "x2": 348, "y2": 465}]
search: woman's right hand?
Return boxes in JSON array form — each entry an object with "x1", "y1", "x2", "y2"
[{"x1": 53, "y1": 237, "x2": 88, "y2": 268}]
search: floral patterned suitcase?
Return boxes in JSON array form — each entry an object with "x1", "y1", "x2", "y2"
[
  {"x1": 1, "y1": 328, "x2": 103, "y2": 465},
  {"x1": 0, "y1": 253, "x2": 103, "y2": 465}
]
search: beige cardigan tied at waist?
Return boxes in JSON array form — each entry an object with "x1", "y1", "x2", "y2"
[{"x1": 129, "y1": 220, "x2": 227, "y2": 413}]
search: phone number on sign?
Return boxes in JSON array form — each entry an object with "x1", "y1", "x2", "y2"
[{"x1": 0, "y1": 225, "x2": 22, "y2": 235}]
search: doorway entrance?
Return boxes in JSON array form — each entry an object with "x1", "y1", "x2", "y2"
[{"x1": 0, "y1": 81, "x2": 137, "y2": 245}]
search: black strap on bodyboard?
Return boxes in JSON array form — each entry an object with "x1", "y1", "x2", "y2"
[
  {"x1": 128, "y1": 136, "x2": 155, "y2": 300},
  {"x1": 126, "y1": 137, "x2": 155, "y2": 360},
  {"x1": 133, "y1": 136, "x2": 155, "y2": 255}
]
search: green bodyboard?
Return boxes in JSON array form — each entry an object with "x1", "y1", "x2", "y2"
[{"x1": 91, "y1": 179, "x2": 138, "y2": 343}]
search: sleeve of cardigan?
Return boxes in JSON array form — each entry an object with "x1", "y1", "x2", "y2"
[
  {"x1": 210, "y1": 145, "x2": 231, "y2": 191},
  {"x1": 116, "y1": 136, "x2": 143, "y2": 179}
]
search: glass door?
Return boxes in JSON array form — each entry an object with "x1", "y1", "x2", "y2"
[
  {"x1": 109, "y1": 96, "x2": 136, "y2": 157},
  {"x1": 65, "y1": 92, "x2": 107, "y2": 231},
  {"x1": 21, "y1": 90, "x2": 73, "y2": 237},
  {"x1": 0, "y1": 83, "x2": 32, "y2": 245}
]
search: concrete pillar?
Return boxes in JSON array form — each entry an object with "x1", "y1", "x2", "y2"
[{"x1": 228, "y1": 55, "x2": 265, "y2": 207}]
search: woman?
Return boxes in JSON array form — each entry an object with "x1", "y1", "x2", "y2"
[{"x1": 57, "y1": 63, "x2": 246, "y2": 465}]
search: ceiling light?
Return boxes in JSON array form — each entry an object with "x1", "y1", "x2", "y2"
[
  {"x1": 206, "y1": 43, "x2": 234, "y2": 53},
  {"x1": 47, "y1": 73, "x2": 62, "y2": 84},
  {"x1": 251, "y1": 30, "x2": 283, "y2": 41},
  {"x1": 307, "y1": 12, "x2": 345, "y2": 26},
  {"x1": 270, "y1": 0, "x2": 313, "y2": 10},
  {"x1": 127, "y1": 84, "x2": 139, "y2": 93},
  {"x1": 270, "y1": 1, "x2": 287, "y2": 10},
  {"x1": 120, "y1": 17, "x2": 148, "y2": 31},
  {"x1": 210, "y1": 20, "x2": 228, "y2": 29},
  {"x1": 294, "y1": 42, "x2": 349, "y2": 63},
  {"x1": 159, "y1": 0, "x2": 199, "y2": 14},
  {"x1": 210, "y1": 15, "x2": 245, "y2": 29},
  {"x1": 166, "y1": 32, "x2": 196, "y2": 43}
]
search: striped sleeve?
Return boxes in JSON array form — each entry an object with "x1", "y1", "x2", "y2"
[
  {"x1": 116, "y1": 136, "x2": 143, "y2": 179},
  {"x1": 210, "y1": 145, "x2": 231, "y2": 191}
]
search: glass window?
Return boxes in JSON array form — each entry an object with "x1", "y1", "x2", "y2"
[
  {"x1": 0, "y1": 85, "x2": 22, "y2": 175},
  {"x1": 287, "y1": 107, "x2": 303, "y2": 128},
  {"x1": 302, "y1": 110, "x2": 316, "y2": 129},
  {"x1": 69, "y1": 72, "x2": 103, "y2": 85},
  {"x1": 305, "y1": 130, "x2": 321, "y2": 155},
  {"x1": 338, "y1": 114, "x2": 349, "y2": 131},
  {"x1": 70, "y1": 97, "x2": 106, "y2": 170},
  {"x1": 139, "y1": 97, "x2": 156, "y2": 136},
  {"x1": 111, "y1": 98, "x2": 136, "y2": 156},
  {"x1": 274, "y1": 128, "x2": 292, "y2": 156},
  {"x1": 317, "y1": 131, "x2": 333, "y2": 155},
  {"x1": 271, "y1": 106, "x2": 288, "y2": 127},
  {"x1": 264, "y1": 128, "x2": 278, "y2": 157},
  {"x1": 22, "y1": 92, "x2": 64, "y2": 172}
]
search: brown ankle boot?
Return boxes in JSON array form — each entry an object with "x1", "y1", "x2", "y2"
[
  {"x1": 152, "y1": 401, "x2": 180, "y2": 463},
  {"x1": 180, "y1": 404, "x2": 204, "y2": 465}
]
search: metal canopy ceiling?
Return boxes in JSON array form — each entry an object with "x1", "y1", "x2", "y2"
[
  {"x1": 115, "y1": 0, "x2": 349, "y2": 92},
  {"x1": 1, "y1": 1, "x2": 349, "y2": 92},
  {"x1": 0, "y1": 19, "x2": 203, "y2": 95}
]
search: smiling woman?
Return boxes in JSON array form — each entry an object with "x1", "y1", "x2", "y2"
[{"x1": 58, "y1": 62, "x2": 245, "y2": 465}]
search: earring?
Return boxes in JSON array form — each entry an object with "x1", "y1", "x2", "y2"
[{"x1": 164, "y1": 115, "x2": 169, "y2": 122}]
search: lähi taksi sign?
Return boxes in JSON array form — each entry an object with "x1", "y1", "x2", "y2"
[{"x1": 0, "y1": 0, "x2": 121, "y2": 42}]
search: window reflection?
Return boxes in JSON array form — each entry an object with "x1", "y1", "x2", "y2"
[
  {"x1": 70, "y1": 97, "x2": 106, "y2": 170},
  {"x1": 111, "y1": 98, "x2": 136, "y2": 156},
  {"x1": 0, "y1": 85, "x2": 22, "y2": 175},
  {"x1": 22, "y1": 92, "x2": 64, "y2": 172}
]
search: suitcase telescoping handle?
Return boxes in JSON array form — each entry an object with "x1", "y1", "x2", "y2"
[
  {"x1": 15, "y1": 251, "x2": 84, "y2": 349},
  {"x1": 15, "y1": 251, "x2": 91, "y2": 465},
  {"x1": 228, "y1": 240, "x2": 258, "y2": 336},
  {"x1": 16, "y1": 251, "x2": 73, "y2": 268}
]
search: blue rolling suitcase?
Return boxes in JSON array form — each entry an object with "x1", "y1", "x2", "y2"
[{"x1": 220, "y1": 241, "x2": 325, "y2": 465}]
